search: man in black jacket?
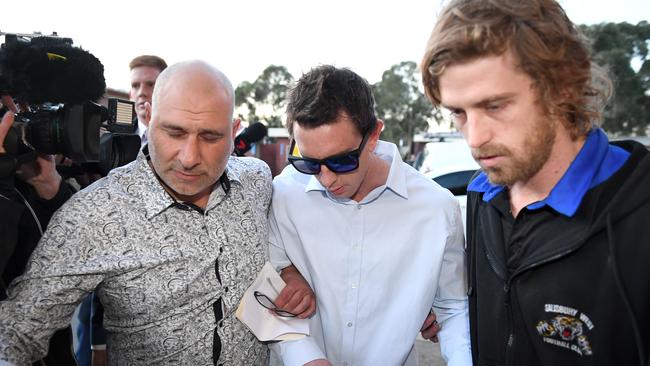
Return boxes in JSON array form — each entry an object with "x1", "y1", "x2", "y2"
[
  {"x1": 420, "y1": 1, "x2": 649, "y2": 365},
  {"x1": 0, "y1": 99, "x2": 77, "y2": 365}
]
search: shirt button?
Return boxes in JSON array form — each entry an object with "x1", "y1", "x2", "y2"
[
  {"x1": 347, "y1": 322, "x2": 353, "y2": 327},
  {"x1": 356, "y1": 205, "x2": 362, "y2": 210},
  {"x1": 351, "y1": 283, "x2": 357, "y2": 289}
]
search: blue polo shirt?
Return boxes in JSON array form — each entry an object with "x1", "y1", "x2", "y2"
[{"x1": 468, "y1": 128, "x2": 630, "y2": 217}]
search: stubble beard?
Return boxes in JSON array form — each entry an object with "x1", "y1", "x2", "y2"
[{"x1": 477, "y1": 119, "x2": 556, "y2": 187}]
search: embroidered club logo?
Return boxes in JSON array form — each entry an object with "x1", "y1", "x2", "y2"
[{"x1": 536, "y1": 304, "x2": 594, "y2": 356}]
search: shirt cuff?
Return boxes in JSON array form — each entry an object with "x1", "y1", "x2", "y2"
[
  {"x1": 436, "y1": 304, "x2": 472, "y2": 366},
  {"x1": 90, "y1": 344, "x2": 106, "y2": 351},
  {"x1": 269, "y1": 336, "x2": 326, "y2": 366},
  {"x1": 268, "y1": 243, "x2": 293, "y2": 272}
]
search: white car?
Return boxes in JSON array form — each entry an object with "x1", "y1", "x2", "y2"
[{"x1": 415, "y1": 138, "x2": 479, "y2": 230}]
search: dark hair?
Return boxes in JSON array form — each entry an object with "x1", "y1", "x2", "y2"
[
  {"x1": 129, "y1": 55, "x2": 168, "y2": 72},
  {"x1": 286, "y1": 65, "x2": 377, "y2": 137},
  {"x1": 420, "y1": 0, "x2": 611, "y2": 139}
]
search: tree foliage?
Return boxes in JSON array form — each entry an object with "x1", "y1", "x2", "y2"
[
  {"x1": 581, "y1": 21, "x2": 650, "y2": 136},
  {"x1": 235, "y1": 65, "x2": 293, "y2": 127},
  {"x1": 371, "y1": 61, "x2": 437, "y2": 154}
]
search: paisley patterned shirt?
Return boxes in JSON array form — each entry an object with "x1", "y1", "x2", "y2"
[{"x1": 0, "y1": 151, "x2": 272, "y2": 365}]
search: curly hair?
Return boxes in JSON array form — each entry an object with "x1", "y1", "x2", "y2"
[
  {"x1": 420, "y1": 0, "x2": 611, "y2": 138},
  {"x1": 285, "y1": 65, "x2": 377, "y2": 137}
]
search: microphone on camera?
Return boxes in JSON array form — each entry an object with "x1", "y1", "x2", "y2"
[
  {"x1": 233, "y1": 122, "x2": 268, "y2": 156},
  {"x1": 1, "y1": 37, "x2": 106, "y2": 104}
]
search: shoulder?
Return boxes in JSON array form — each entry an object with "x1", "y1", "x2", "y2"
[
  {"x1": 272, "y1": 164, "x2": 312, "y2": 196},
  {"x1": 402, "y1": 162, "x2": 458, "y2": 207},
  {"x1": 228, "y1": 157, "x2": 273, "y2": 206},
  {"x1": 56, "y1": 159, "x2": 149, "y2": 219},
  {"x1": 228, "y1": 156, "x2": 272, "y2": 183}
]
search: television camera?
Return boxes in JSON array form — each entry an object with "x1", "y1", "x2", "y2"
[{"x1": 0, "y1": 31, "x2": 140, "y2": 177}]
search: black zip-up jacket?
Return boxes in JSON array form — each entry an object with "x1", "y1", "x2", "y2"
[{"x1": 467, "y1": 140, "x2": 650, "y2": 366}]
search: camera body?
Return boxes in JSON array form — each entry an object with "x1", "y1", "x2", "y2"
[{"x1": 1, "y1": 32, "x2": 140, "y2": 177}]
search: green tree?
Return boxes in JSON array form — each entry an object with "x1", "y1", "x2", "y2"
[
  {"x1": 581, "y1": 21, "x2": 650, "y2": 136},
  {"x1": 235, "y1": 65, "x2": 294, "y2": 127},
  {"x1": 372, "y1": 61, "x2": 438, "y2": 156}
]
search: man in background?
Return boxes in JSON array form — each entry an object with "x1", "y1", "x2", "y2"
[
  {"x1": 129, "y1": 55, "x2": 167, "y2": 143},
  {"x1": 421, "y1": 0, "x2": 650, "y2": 364}
]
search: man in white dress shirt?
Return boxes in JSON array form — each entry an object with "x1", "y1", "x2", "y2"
[{"x1": 268, "y1": 65, "x2": 472, "y2": 366}]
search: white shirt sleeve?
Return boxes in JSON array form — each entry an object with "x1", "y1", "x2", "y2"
[
  {"x1": 433, "y1": 203, "x2": 473, "y2": 366},
  {"x1": 267, "y1": 199, "x2": 328, "y2": 365},
  {"x1": 268, "y1": 206, "x2": 293, "y2": 271},
  {"x1": 268, "y1": 336, "x2": 327, "y2": 366}
]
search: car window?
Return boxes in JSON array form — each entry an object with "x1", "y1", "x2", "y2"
[
  {"x1": 418, "y1": 140, "x2": 478, "y2": 177},
  {"x1": 432, "y1": 169, "x2": 478, "y2": 196}
]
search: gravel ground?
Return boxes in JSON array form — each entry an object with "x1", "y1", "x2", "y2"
[{"x1": 416, "y1": 337, "x2": 446, "y2": 366}]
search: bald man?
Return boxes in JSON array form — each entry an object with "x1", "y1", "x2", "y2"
[{"x1": 0, "y1": 61, "x2": 275, "y2": 365}]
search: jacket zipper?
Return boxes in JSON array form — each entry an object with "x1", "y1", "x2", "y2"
[
  {"x1": 501, "y1": 240, "x2": 586, "y2": 366},
  {"x1": 504, "y1": 282, "x2": 514, "y2": 366}
]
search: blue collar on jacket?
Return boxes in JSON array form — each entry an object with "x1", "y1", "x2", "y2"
[{"x1": 467, "y1": 128, "x2": 630, "y2": 217}]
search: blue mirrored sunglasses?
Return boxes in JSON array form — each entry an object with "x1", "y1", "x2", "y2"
[{"x1": 288, "y1": 134, "x2": 369, "y2": 175}]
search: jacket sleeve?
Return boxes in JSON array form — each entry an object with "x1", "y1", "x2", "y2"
[
  {"x1": 0, "y1": 176, "x2": 74, "y2": 294},
  {"x1": 0, "y1": 173, "x2": 23, "y2": 283}
]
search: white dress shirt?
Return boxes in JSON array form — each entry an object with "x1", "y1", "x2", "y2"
[
  {"x1": 268, "y1": 141, "x2": 472, "y2": 366},
  {"x1": 137, "y1": 119, "x2": 148, "y2": 147}
]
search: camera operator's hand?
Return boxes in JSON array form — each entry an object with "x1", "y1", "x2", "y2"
[
  {"x1": 0, "y1": 109, "x2": 16, "y2": 154},
  {"x1": 2, "y1": 96, "x2": 62, "y2": 199},
  {"x1": 16, "y1": 153, "x2": 62, "y2": 200},
  {"x1": 1, "y1": 95, "x2": 19, "y2": 114}
]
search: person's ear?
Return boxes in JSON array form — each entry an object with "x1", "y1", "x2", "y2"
[
  {"x1": 231, "y1": 118, "x2": 241, "y2": 139},
  {"x1": 367, "y1": 119, "x2": 384, "y2": 151}
]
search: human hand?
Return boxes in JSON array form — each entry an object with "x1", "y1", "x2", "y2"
[
  {"x1": 91, "y1": 349, "x2": 107, "y2": 366},
  {"x1": 1, "y1": 95, "x2": 18, "y2": 114},
  {"x1": 420, "y1": 310, "x2": 441, "y2": 343},
  {"x1": 16, "y1": 153, "x2": 61, "y2": 200},
  {"x1": 143, "y1": 101, "x2": 151, "y2": 126},
  {"x1": 0, "y1": 109, "x2": 16, "y2": 154},
  {"x1": 304, "y1": 359, "x2": 332, "y2": 366},
  {"x1": 275, "y1": 265, "x2": 316, "y2": 319}
]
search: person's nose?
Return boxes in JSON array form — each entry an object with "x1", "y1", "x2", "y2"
[
  {"x1": 137, "y1": 84, "x2": 149, "y2": 98},
  {"x1": 318, "y1": 165, "x2": 337, "y2": 188},
  {"x1": 178, "y1": 139, "x2": 201, "y2": 170},
  {"x1": 464, "y1": 111, "x2": 492, "y2": 149}
]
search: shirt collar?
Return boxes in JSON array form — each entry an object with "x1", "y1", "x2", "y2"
[
  {"x1": 467, "y1": 128, "x2": 629, "y2": 217},
  {"x1": 124, "y1": 151, "x2": 242, "y2": 219},
  {"x1": 304, "y1": 140, "x2": 409, "y2": 203}
]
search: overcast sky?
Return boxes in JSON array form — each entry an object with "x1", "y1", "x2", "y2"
[{"x1": 2, "y1": 0, "x2": 648, "y2": 92}]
